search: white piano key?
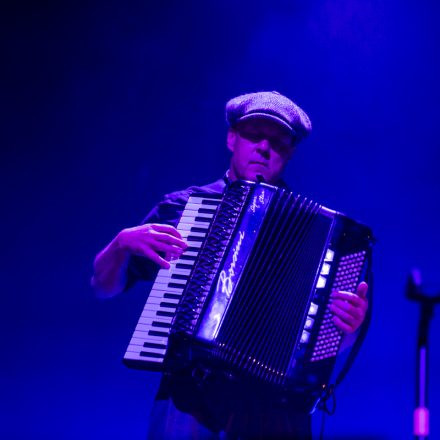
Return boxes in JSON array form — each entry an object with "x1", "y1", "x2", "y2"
[
  {"x1": 186, "y1": 240, "x2": 203, "y2": 248},
  {"x1": 187, "y1": 196, "x2": 220, "y2": 205},
  {"x1": 140, "y1": 311, "x2": 174, "y2": 321},
  {"x1": 179, "y1": 216, "x2": 197, "y2": 225},
  {"x1": 178, "y1": 221, "x2": 210, "y2": 230},
  {"x1": 174, "y1": 259, "x2": 195, "y2": 266},
  {"x1": 179, "y1": 230, "x2": 206, "y2": 238},
  {"x1": 134, "y1": 322, "x2": 171, "y2": 332},
  {"x1": 192, "y1": 212, "x2": 214, "y2": 218},
  {"x1": 198, "y1": 204, "x2": 218, "y2": 210},
  {"x1": 153, "y1": 268, "x2": 190, "y2": 280},
  {"x1": 155, "y1": 267, "x2": 173, "y2": 278},
  {"x1": 180, "y1": 213, "x2": 213, "y2": 222},
  {"x1": 133, "y1": 329, "x2": 170, "y2": 341},
  {"x1": 126, "y1": 343, "x2": 167, "y2": 354},
  {"x1": 150, "y1": 285, "x2": 184, "y2": 293},
  {"x1": 141, "y1": 310, "x2": 174, "y2": 320},
  {"x1": 155, "y1": 275, "x2": 186, "y2": 285},
  {"x1": 146, "y1": 291, "x2": 170, "y2": 298},
  {"x1": 143, "y1": 301, "x2": 180, "y2": 311},
  {"x1": 184, "y1": 203, "x2": 218, "y2": 213},
  {"x1": 142, "y1": 310, "x2": 174, "y2": 320},
  {"x1": 184, "y1": 203, "x2": 205, "y2": 211},
  {"x1": 168, "y1": 268, "x2": 191, "y2": 276},
  {"x1": 128, "y1": 336, "x2": 169, "y2": 346},
  {"x1": 179, "y1": 250, "x2": 198, "y2": 257},
  {"x1": 125, "y1": 345, "x2": 145, "y2": 353},
  {"x1": 124, "y1": 351, "x2": 164, "y2": 362},
  {"x1": 146, "y1": 296, "x2": 180, "y2": 305}
]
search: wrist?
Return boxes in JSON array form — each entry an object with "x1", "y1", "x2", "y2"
[{"x1": 114, "y1": 229, "x2": 131, "y2": 255}]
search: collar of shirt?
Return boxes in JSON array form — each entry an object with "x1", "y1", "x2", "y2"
[{"x1": 223, "y1": 169, "x2": 290, "y2": 190}]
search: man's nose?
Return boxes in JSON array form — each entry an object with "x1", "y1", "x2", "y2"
[{"x1": 256, "y1": 139, "x2": 271, "y2": 156}]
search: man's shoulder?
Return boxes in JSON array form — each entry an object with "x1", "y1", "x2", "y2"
[{"x1": 163, "y1": 178, "x2": 226, "y2": 205}]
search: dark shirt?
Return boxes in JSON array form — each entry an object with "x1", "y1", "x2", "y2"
[{"x1": 126, "y1": 177, "x2": 311, "y2": 439}]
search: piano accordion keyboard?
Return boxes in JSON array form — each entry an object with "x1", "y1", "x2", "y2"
[{"x1": 123, "y1": 194, "x2": 221, "y2": 368}]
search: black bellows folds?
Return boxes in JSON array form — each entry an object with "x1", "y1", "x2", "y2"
[{"x1": 213, "y1": 189, "x2": 332, "y2": 385}]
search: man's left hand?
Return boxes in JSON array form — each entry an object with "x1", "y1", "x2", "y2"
[{"x1": 328, "y1": 281, "x2": 368, "y2": 334}]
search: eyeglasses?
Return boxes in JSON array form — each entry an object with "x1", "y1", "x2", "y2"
[{"x1": 238, "y1": 128, "x2": 293, "y2": 152}]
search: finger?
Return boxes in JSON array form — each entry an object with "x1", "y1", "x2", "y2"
[
  {"x1": 331, "y1": 291, "x2": 365, "y2": 307},
  {"x1": 331, "y1": 291, "x2": 368, "y2": 313},
  {"x1": 332, "y1": 315, "x2": 355, "y2": 334},
  {"x1": 151, "y1": 231, "x2": 188, "y2": 249},
  {"x1": 328, "y1": 303, "x2": 358, "y2": 327},
  {"x1": 150, "y1": 240, "x2": 186, "y2": 256},
  {"x1": 150, "y1": 223, "x2": 183, "y2": 239},
  {"x1": 142, "y1": 247, "x2": 171, "y2": 269},
  {"x1": 356, "y1": 281, "x2": 369, "y2": 298},
  {"x1": 331, "y1": 297, "x2": 367, "y2": 316},
  {"x1": 165, "y1": 250, "x2": 182, "y2": 262}
]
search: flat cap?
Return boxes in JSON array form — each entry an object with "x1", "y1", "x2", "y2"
[{"x1": 226, "y1": 91, "x2": 312, "y2": 144}]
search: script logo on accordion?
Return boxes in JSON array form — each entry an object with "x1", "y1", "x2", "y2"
[
  {"x1": 250, "y1": 189, "x2": 266, "y2": 213},
  {"x1": 217, "y1": 230, "x2": 246, "y2": 297}
]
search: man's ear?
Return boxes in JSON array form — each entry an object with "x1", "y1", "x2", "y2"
[
  {"x1": 226, "y1": 129, "x2": 236, "y2": 153},
  {"x1": 286, "y1": 145, "x2": 295, "y2": 161}
]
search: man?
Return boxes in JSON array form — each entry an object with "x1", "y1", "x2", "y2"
[{"x1": 92, "y1": 91, "x2": 369, "y2": 438}]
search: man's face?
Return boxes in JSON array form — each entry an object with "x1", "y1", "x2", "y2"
[{"x1": 227, "y1": 117, "x2": 294, "y2": 184}]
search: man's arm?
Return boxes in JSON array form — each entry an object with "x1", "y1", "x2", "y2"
[{"x1": 91, "y1": 223, "x2": 187, "y2": 298}]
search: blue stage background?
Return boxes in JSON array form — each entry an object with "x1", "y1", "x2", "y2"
[{"x1": 2, "y1": 1, "x2": 440, "y2": 438}]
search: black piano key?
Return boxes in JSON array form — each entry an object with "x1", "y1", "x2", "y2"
[
  {"x1": 186, "y1": 235, "x2": 204, "y2": 242},
  {"x1": 190, "y1": 227, "x2": 208, "y2": 233},
  {"x1": 197, "y1": 208, "x2": 216, "y2": 214},
  {"x1": 201, "y1": 198, "x2": 221, "y2": 205},
  {"x1": 143, "y1": 342, "x2": 167, "y2": 349},
  {"x1": 191, "y1": 191, "x2": 222, "y2": 199},
  {"x1": 148, "y1": 330, "x2": 169, "y2": 337},
  {"x1": 168, "y1": 282, "x2": 186, "y2": 288},
  {"x1": 159, "y1": 302, "x2": 177, "y2": 309},
  {"x1": 176, "y1": 263, "x2": 193, "y2": 269},
  {"x1": 152, "y1": 321, "x2": 172, "y2": 328},
  {"x1": 157, "y1": 310, "x2": 175, "y2": 317},
  {"x1": 164, "y1": 293, "x2": 182, "y2": 300},
  {"x1": 140, "y1": 351, "x2": 164, "y2": 358},
  {"x1": 194, "y1": 216, "x2": 211, "y2": 223},
  {"x1": 180, "y1": 254, "x2": 197, "y2": 261},
  {"x1": 185, "y1": 247, "x2": 200, "y2": 253},
  {"x1": 171, "y1": 274, "x2": 189, "y2": 280}
]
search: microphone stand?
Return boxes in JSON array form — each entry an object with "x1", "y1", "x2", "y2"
[{"x1": 406, "y1": 269, "x2": 440, "y2": 440}]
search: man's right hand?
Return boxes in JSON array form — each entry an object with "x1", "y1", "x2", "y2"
[{"x1": 116, "y1": 223, "x2": 187, "y2": 269}]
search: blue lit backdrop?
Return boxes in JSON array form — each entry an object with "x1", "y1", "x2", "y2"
[{"x1": 2, "y1": 1, "x2": 440, "y2": 438}]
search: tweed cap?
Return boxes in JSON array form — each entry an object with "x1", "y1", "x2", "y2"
[{"x1": 226, "y1": 91, "x2": 312, "y2": 143}]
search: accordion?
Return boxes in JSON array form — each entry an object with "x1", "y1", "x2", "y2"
[{"x1": 124, "y1": 180, "x2": 374, "y2": 410}]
